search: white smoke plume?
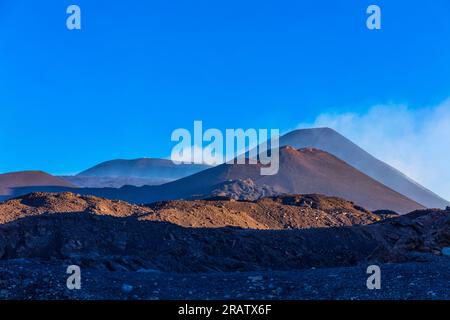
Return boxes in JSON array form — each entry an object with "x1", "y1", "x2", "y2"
[{"x1": 299, "y1": 98, "x2": 450, "y2": 201}]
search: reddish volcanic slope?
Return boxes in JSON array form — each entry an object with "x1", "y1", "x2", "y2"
[
  {"x1": 137, "y1": 147, "x2": 424, "y2": 213},
  {"x1": 280, "y1": 128, "x2": 449, "y2": 209},
  {"x1": 0, "y1": 148, "x2": 425, "y2": 214},
  {"x1": 0, "y1": 171, "x2": 76, "y2": 197}
]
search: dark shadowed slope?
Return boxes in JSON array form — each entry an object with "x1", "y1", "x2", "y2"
[
  {"x1": 0, "y1": 193, "x2": 448, "y2": 275},
  {"x1": 0, "y1": 171, "x2": 76, "y2": 199},
  {"x1": 280, "y1": 128, "x2": 449, "y2": 209},
  {"x1": 77, "y1": 158, "x2": 210, "y2": 180}
]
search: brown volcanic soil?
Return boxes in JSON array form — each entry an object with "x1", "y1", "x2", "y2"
[
  {"x1": 0, "y1": 192, "x2": 152, "y2": 224},
  {"x1": 0, "y1": 193, "x2": 449, "y2": 300},
  {"x1": 146, "y1": 194, "x2": 390, "y2": 229},
  {"x1": 0, "y1": 193, "x2": 448, "y2": 274},
  {"x1": 0, "y1": 171, "x2": 75, "y2": 196},
  {"x1": 0, "y1": 192, "x2": 391, "y2": 229}
]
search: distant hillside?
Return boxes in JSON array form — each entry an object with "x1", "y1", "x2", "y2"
[
  {"x1": 37, "y1": 147, "x2": 425, "y2": 214},
  {"x1": 0, "y1": 171, "x2": 76, "y2": 199},
  {"x1": 59, "y1": 175, "x2": 171, "y2": 188},
  {"x1": 77, "y1": 158, "x2": 210, "y2": 181}
]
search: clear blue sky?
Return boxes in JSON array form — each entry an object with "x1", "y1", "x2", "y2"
[{"x1": 1, "y1": 0, "x2": 449, "y2": 174}]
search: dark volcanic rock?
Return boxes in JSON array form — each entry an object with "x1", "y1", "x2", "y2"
[
  {"x1": 0, "y1": 192, "x2": 449, "y2": 300},
  {"x1": 0, "y1": 197, "x2": 448, "y2": 274}
]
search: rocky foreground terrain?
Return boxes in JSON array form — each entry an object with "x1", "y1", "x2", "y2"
[
  {"x1": 0, "y1": 192, "x2": 390, "y2": 229},
  {"x1": 0, "y1": 192, "x2": 449, "y2": 300},
  {"x1": 1, "y1": 257, "x2": 450, "y2": 300}
]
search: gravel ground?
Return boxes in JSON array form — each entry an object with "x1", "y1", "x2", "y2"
[{"x1": 1, "y1": 256, "x2": 449, "y2": 300}]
